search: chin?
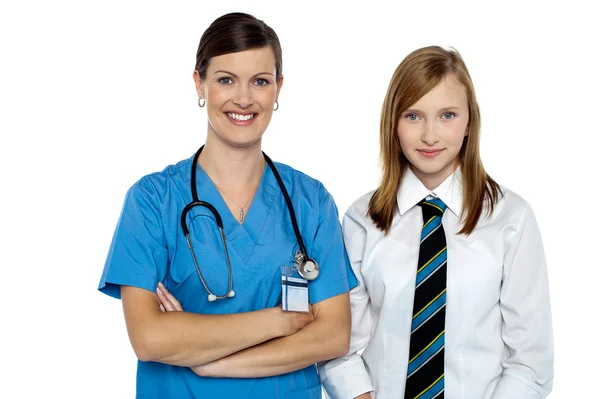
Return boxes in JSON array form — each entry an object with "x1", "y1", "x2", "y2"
[
  {"x1": 410, "y1": 159, "x2": 451, "y2": 174},
  {"x1": 223, "y1": 134, "x2": 263, "y2": 148}
]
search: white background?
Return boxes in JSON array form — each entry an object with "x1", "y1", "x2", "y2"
[{"x1": 1, "y1": 0, "x2": 597, "y2": 397}]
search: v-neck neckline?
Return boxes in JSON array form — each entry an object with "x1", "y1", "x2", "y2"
[
  {"x1": 214, "y1": 180, "x2": 260, "y2": 226},
  {"x1": 193, "y1": 160, "x2": 278, "y2": 264}
]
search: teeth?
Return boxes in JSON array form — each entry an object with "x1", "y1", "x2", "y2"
[{"x1": 227, "y1": 113, "x2": 255, "y2": 121}]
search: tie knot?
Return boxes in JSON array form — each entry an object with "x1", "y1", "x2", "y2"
[{"x1": 419, "y1": 198, "x2": 447, "y2": 218}]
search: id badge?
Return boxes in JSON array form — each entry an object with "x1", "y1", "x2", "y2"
[{"x1": 281, "y1": 265, "x2": 309, "y2": 312}]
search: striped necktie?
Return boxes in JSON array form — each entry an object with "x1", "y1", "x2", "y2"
[{"x1": 404, "y1": 198, "x2": 447, "y2": 399}]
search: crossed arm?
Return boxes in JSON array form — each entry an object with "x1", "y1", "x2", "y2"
[{"x1": 121, "y1": 283, "x2": 351, "y2": 377}]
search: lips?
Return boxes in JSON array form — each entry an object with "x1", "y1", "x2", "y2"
[{"x1": 417, "y1": 149, "x2": 443, "y2": 158}]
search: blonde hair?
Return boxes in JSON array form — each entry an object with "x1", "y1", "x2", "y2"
[{"x1": 368, "y1": 46, "x2": 501, "y2": 235}]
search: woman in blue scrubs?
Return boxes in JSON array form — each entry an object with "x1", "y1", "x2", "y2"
[{"x1": 98, "y1": 12, "x2": 357, "y2": 399}]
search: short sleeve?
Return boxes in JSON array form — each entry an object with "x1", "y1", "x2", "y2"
[
  {"x1": 98, "y1": 178, "x2": 169, "y2": 299},
  {"x1": 308, "y1": 185, "x2": 358, "y2": 304}
]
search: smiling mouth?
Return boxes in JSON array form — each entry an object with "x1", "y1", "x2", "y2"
[{"x1": 226, "y1": 112, "x2": 257, "y2": 121}]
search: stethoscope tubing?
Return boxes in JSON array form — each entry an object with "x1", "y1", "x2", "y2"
[{"x1": 179, "y1": 145, "x2": 314, "y2": 301}]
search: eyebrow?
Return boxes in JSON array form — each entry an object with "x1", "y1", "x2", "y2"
[
  {"x1": 213, "y1": 69, "x2": 275, "y2": 78},
  {"x1": 404, "y1": 106, "x2": 462, "y2": 113}
]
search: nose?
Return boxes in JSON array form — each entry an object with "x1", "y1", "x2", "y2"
[
  {"x1": 421, "y1": 120, "x2": 440, "y2": 146},
  {"x1": 232, "y1": 84, "x2": 254, "y2": 109}
]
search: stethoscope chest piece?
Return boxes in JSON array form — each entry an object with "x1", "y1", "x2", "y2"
[
  {"x1": 299, "y1": 258, "x2": 320, "y2": 280},
  {"x1": 295, "y1": 250, "x2": 320, "y2": 280}
]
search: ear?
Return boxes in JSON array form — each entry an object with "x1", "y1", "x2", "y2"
[
  {"x1": 193, "y1": 70, "x2": 205, "y2": 100},
  {"x1": 464, "y1": 124, "x2": 469, "y2": 137},
  {"x1": 275, "y1": 75, "x2": 284, "y2": 101}
]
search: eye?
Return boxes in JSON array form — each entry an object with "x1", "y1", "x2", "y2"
[
  {"x1": 254, "y1": 78, "x2": 270, "y2": 87},
  {"x1": 442, "y1": 112, "x2": 456, "y2": 120},
  {"x1": 405, "y1": 113, "x2": 420, "y2": 121},
  {"x1": 218, "y1": 77, "x2": 233, "y2": 85}
]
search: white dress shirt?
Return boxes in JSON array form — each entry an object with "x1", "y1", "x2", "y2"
[{"x1": 318, "y1": 168, "x2": 553, "y2": 399}]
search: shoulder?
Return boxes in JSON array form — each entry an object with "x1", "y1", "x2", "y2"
[
  {"x1": 273, "y1": 161, "x2": 324, "y2": 192},
  {"x1": 345, "y1": 190, "x2": 377, "y2": 228},
  {"x1": 128, "y1": 156, "x2": 192, "y2": 201},
  {"x1": 489, "y1": 185, "x2": 536, "y2": 230},
  {"x1": 272, "y1": 161, "x2": 331, "y2": 206},
  {"x1": 496, "y1": 185, "x2": 532, "y2": 215},
  {"x1": 271, "y1": 162, "x2": 344, "y2": 223}
]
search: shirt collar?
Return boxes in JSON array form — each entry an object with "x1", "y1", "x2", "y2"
[{"x1": 397, "y1": 166, "x2": 463, "y2": 217}]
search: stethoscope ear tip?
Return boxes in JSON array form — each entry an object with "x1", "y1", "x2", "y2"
[{"x1": 207, "y1": 290, "x2": 235, "y2": 301}]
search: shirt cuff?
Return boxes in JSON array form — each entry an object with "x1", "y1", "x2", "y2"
[
  {"x1": 491, "y1": 374, "x2": 548, "y2": 399},
  {"x1": 319, "y1": 355, "x2": 374, "y2": 399}
]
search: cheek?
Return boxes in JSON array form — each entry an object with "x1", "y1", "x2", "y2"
[
  {"x1": 206, "y1": 98, "x2": 223, "y2": 112},
  {"x1": 257, "y1": 89, "x2": 277, "y2": 107},
  {"x1": 259, "y1": 109, "x2": 274, "y2": 126},
  {"x1": 397, "y1": 123, "x2": 419, "y2": 149},
  {"x1": 442, "y1": 123, "x2": 468, "y2": 147},
  {"x1": 205, "y1": 85, "x2": 227, "y2": 106},
  {"x1": 207, "y1": 105, "x2": 225, "y2": 125}
]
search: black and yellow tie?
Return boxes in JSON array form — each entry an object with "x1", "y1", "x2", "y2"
[{"x1": 404, "y1": 198, "x2": 447, "y2": 399}]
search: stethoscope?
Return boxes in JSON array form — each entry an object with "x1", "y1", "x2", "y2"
[{"x1": 180, "y1": 145, "x2": 320, "y2": 302}]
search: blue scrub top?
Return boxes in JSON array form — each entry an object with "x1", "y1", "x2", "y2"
[{"x1": 98, "y1": 155, "x2": 358, "y2": 399}]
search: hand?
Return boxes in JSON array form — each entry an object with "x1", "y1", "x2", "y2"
[
  {"x1": 157, "y1": 283, "x2": 314, "y2": 338},
  {"x1": 156, "y1": 283, "x2": 215, "y2": 376},
  {"x1": 156, "y1": 282, "x2": 183, "y2": 312},
  {"x1": 269, "y1": 305, "x2": 315, "y2": 337},
  {"x1": 354, "y1": 393, "x2": 373, "y2": 399}
]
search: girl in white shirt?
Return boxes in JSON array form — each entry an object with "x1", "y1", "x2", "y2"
[{"x1": 318, "y1": 46, "x2": 553, "y2": 399}]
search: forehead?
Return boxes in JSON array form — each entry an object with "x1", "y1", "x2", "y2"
[
  {"x1": 410, "y1": 74, "x2": 467, "y2": 109},
  {"x1": 206, "y1": 47, "x2": 276, "y2": 75}
]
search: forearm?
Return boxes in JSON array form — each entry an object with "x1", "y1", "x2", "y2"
[
  {"x1": 194, "y1": 295, "x2": 351, "y2": 378},
  {"x1": 195, "y1": 316, "x2": 347, "y2": 377},
  {"x1": 122, "y1": 287, "x2": 282, "y2": 367},
  {"x1": 140, "y1": 309, "x2": 281, "y2": 367}
]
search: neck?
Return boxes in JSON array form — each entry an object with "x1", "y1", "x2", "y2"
[{"x1": 198, "y1": 135, "x2": 266, "y2": 190}]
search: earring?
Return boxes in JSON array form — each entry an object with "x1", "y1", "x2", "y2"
[
  {"x1": 198, "y1": 98, "x2": 205, "y2": 108},
  {"x1": 273, "y1": 101, "x2": 279, "y2": 111}
]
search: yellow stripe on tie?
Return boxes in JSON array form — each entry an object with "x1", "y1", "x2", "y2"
[
  {"x1": 409, "y1": 330, "x2": 444, "y2": 363},
  {"x1": 424, "y1": 202, "x2": 444, "y2": 213},
  {"x1": 422, "y1": 215, "x2": 436, "y2": 229},
  {"x1": 417, "y1": 247, "x2": 447, "y2": 273},
  {"x1": 414, "y1": 374, "x2": 444, "y2": 399},
  {"x1": 412, "y1": 288, "x2": 446, "y2": 319}
]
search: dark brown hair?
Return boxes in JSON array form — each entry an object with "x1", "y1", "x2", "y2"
[
  {"x1": 195, "y1": 12, "x2": 283, "y2": 80},
  {"x1": 369, "y1": 46, "x2": 501, "y2": 235}
]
